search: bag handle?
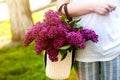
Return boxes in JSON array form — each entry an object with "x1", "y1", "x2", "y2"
[
  {"x1": 58, "y1": 3, "x2": 72, "y2": 21},
  {"x1": 58, "y1": 4, "x2": 66, "y2": 13},
  {"x1": 64, "y1": 4, "x2": 72, "y2": 21}
]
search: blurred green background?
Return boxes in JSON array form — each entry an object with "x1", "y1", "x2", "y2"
[{"x1": 0, "y1": 0, "x2": 77, "y2": 80}]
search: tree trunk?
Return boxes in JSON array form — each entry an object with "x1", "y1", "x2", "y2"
[{"x1": 5, "y1": 0, "x2": 33, "y2": 42}]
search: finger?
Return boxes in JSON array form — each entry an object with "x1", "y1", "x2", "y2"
[
  {"x1": 101, "y1": 9, "x2": 109, "y2": 15},
  {"x1": 107, "y1": 4, "x2": 116, "y2": 11},
  {"x1": 104, "y1": 6, "x2": 112, "y2": 12},
  {"x1": 104, "y1": 12, "x2": 109, "y2": 16}
]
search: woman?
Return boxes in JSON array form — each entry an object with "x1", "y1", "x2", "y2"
[{"x1": 57, "y1": 0, "x2": 120, "y2": 80}]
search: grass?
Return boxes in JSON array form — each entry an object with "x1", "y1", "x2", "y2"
[
  {"x1": 0, "y1": 6, "x2": 77, "y2": 80},
  {"x1": 0, "y1": 43, "x2": 50, "y2": 80},
  {"x1": 0, "y1": 43, "x2": 77, "y2": 80}
]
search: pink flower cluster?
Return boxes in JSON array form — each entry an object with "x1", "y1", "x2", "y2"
[{"x1": 24, "y1": 10, "x2": 98, "y2": 62}]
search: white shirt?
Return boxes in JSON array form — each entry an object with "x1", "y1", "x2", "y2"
[{"x1": 71, "y1": 0, "x2": 120, "y2": 62}]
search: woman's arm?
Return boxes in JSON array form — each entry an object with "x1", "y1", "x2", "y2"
[{"x1": 57, "y1": 0, "x2": 116, "y2": 17}]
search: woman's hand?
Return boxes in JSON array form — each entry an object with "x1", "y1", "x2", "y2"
[{"x1": 91, "y1": 2, "x2": 116, "y2": 15}]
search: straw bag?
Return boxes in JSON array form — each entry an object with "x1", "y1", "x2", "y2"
[{"x1": 45, "y1": 51, "x2": 73, "y2": 79}]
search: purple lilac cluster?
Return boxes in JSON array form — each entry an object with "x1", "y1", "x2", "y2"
[
  {"x1": 24, "y1": 10, "x2": 98, "y2": 62},
  {"x1": 66, "y1": 32, "x2": 86, "y2": 49},
  {"x1": 80, "y1": 29, "x2": 98, "y2": 42}
]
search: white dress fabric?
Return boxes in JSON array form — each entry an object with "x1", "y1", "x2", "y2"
[{"x1": 71, "y1": 0, "x2": 120, "y2": 62}]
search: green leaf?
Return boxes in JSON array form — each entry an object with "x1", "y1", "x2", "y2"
[
  {"x1": 77, "y1": 26, "x2": 83, "y2": 29},
  {"x1": 59, "y1": 50, "x2": 68, "y2": 60},
  {"x1": 77, "y1": 26, "x2": 83, "y2": 31},
  {"x1": 59, "y1": 45, "x2": 71, "y2": 50},
  {"x1": 61, "y1": 15, "x2": 69, "y2": 24},
  {"x1": 73, "y1": 46, "x2": 80, "y2": 50},
  {"x1": 69, "y1": 19, "x2": 81, "y2": 27},
  {"x1": 68, "y1": 47, "x2": 73, "y2": 52}
]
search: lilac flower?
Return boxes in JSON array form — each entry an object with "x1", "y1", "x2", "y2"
[
  {"x1": 36, "y1": 27, "x2": 48, "y2": 41},
  {"x1": 80, "y1": 29, "x2": 98, "y2": 42},
  {"x1": 44, "y1": 10, "x2": 61, "y2": 26},
  {"x1": 66, "y1": 32, "x2": 86, "y2": 49},
  {"x1": 35, "y1": 39, "x2": 48, "y2": 54},
  {"x1": 46, "y1": 45, "x2": 59, "y2": 62},
  {"x1": 24, "y1": 28, "x2": 35, "y2": 47},
  {"x1": 24, "y1": 22, "x2": 45, "y2": 46},
  {"x1": 53, "y1": 37, "x2": 66, "y2": 49},
  {"x1": 58, "y1": 23, "x2": 73, "y2": 33}
]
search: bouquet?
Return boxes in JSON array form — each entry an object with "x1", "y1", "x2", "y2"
[
  {"x1": 24, "y1": 10, "x2": 98, "y2": 79},
  {"x1": 24, "y1": 10, "x2": 98, "y2": 62}
]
